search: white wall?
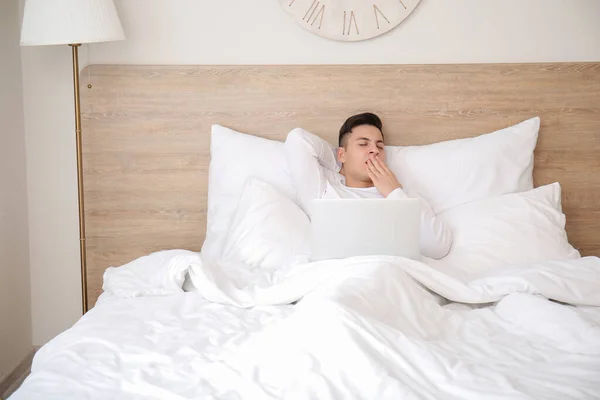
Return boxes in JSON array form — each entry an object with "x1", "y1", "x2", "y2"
[
  {"x1": 0, "y1": 0, "x2": 32, "y2": 379},
  {"x1": 21, "y1": 0, "x2": 600, "y2": 345}
]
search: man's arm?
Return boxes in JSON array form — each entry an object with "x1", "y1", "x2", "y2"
[
  {"x1": 368, "y1": 155, "x2": 453, "y2": 259},
  {"x1": 284, "y1": 128, "x2": 338, "y2": 214},
  {"x1": 386, "y1": 188, "x2": 453, "y2": 260}
]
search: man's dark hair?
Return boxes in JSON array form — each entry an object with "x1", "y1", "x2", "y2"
[{"x1": 338, "y1": 112, "x2": 383, "y2": 147}]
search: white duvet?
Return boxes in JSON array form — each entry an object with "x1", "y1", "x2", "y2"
[{"x1": 11, "y1": 250, "x2": 600, "y2": 400}]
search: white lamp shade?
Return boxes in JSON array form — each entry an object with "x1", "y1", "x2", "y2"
[{"x1": 20, "y1": 0, "x2": 125, "y2": 46}]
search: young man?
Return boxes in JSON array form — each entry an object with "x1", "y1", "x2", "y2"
[{"x1": 284, "y1": 112, "x2": 453, "y2": 259}]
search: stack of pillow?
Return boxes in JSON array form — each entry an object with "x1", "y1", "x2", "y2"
[{"x1": 201, "y1": 117, "x2": 580, "y2": 274}]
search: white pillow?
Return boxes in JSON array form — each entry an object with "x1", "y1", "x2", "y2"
[
  {"x1": 429, "y1": 182, "x2": 580, "y2": 273},
  {"x1": 386, "y1": 117, "x2": 540, "y2": 214},
  {"x1": 202, "y1": 125, "x2": 297, "y2": 261},
  {"x1": 221, "y1": 178, "x2": 311, "y2": 268}
]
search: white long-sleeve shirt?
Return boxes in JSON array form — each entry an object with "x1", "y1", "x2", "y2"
[{"x1": 284, "y1": 128, "x2": 453, "y2": 260}]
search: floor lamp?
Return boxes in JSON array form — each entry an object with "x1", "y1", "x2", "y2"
[{"x1": 20, "y1": 0, "x2": 125, "y2": 313}]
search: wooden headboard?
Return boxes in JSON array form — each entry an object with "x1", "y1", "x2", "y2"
[{"x1": 81, "y1": 63, "x2": 600, "y2": 307}]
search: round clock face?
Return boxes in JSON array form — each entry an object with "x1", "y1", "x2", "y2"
[{"x1": 279, "y1": 0, "x2": 421, "y2": 42}]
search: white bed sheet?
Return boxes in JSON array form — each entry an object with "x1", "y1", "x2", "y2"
[{"x1": 11, "y1": 251, "x2": 600, "y2": 400}]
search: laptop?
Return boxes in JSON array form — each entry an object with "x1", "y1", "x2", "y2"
[{"x1": 309, "y1": 198, "x2": 421, "y2": 261}]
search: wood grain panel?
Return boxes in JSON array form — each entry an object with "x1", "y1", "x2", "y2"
[{"x1": 81, "y1": 63, "x2": 600, "y2": 307}]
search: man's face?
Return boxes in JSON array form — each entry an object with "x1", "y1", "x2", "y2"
[{"x1": 337, "y1": 124, "x2": 385, "y2": 183}]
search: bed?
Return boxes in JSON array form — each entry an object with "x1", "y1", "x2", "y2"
[{"x1": 10, "y1": 63, "x2": 600, "y2": 399}]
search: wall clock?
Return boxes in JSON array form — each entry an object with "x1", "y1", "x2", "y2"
[{"x1": 279, "y1": 0, "x2": 421, "y2": 42}]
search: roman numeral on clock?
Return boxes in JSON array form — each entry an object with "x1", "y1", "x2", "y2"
[
  {"x1": 343, "y1": 10, "x2": 359, "y2": 36},
  {"x1": 373, "y1": 5, "x2": 390, "y2": 29},
  {"x1": 302, "y1": 0, "x2": 325, "y2": 29}
]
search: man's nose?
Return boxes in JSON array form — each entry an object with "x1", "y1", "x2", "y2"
[{"x1": 370, "y1": 146, "x2": 380, "y2": 155}]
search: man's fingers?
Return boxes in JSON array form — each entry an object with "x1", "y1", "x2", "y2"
[
  {"x1": 369, "y1": 157, "x2": 385, "y2": 175},
  {"x1": 367, "y1": 168, "x2": 375, "y2": 180},
  {"x1": 381, "y1": 161, "x2": 392, "y2": 174},
  {"x1": 375, "y1": 156, "x2": 389, "y2": 172},
  {"x1": 375, "y1": 156, "x2": 389, "y2": 173},
  {"x1": 367, "y1": 160, "x2": 380, "y2": 179},
  {"x1": 374, "y1": 156, "x2": 394, "y2": 175},
  {"x1": 367, "y1": 166, "x2": 377, "y2": 182},
  {"x1": 366, "y1": 159, "x2": 375, "y2": 173}
]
